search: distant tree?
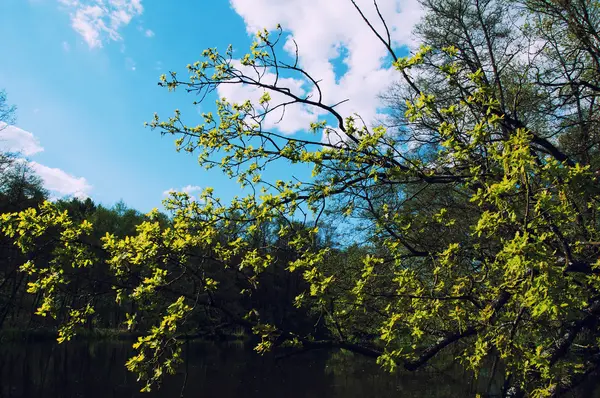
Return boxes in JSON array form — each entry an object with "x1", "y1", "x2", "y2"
[
  {"x1": 0, "y1": 161, "x2": 47, "y2": 330},
  {"x1": 0, "y1": 89, "x2": 17, "y2": 174},
  {"x1": 0, "y1": 89, "x2": 16, "y2": 130},
  {"x1": 0, "y1": 161, "x2": 47, "y2": 213}
]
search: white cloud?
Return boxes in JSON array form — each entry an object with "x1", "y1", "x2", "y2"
[
  {"x1": 162, "y1": 185, "x2": 205, "y2": 204},
  {"x1": 144, "y1": 29, "x2": 154, "y2": 37},
  {"x1": 321, "y1": 125, "x2": 349, "y2": 147},
  {"x1": 58, "y1": 0, "x2": 144, "y2": 48},
  {"x1": 62, "y1": 41, "x2": 71, "y2": 52},
  {"x1": 0, "y1": 123, "x2": 44, "y2": 156},
  {"x1": 224, "y1": 0, "x2": 423, "y2": 134},
  {"x1": 29, "y1": 161, "x2": 92, "y2": 199},
  {"x1": 0, "y1": 123, "x2": 92, "y2": 199},
  {"x1": 218, "y1": 62, "x2": 319, "y2": 135},
  {"x1": 163, "y1": 184, "x2": 202, "y2": 197},
  {"x1": 181, "y1": 184, "x2": 202, "y2": 194}
]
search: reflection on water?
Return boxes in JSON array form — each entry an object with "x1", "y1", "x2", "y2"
[{"x1": 0, "y1": 340, "x2": 598, "y2": 398}]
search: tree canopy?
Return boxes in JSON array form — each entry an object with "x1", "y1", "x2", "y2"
[
  {"x1": 0, "y1": 89, "x2": 16, "y2": 128},
  {"x1": 3, "y1": 0, "x2": 600, "y2": 397}
]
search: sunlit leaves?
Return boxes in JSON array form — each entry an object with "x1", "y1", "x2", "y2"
[
  {"x1": 1, "y1": 202, "x2": 96, "y2": 322},
  {"x1": 3, "y1": 5, "x2": 600, "y2": 394},
  {"x1": 126, "y1": 296, "x2": 191, "y2": 392}
]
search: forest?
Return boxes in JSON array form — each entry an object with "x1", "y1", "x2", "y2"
[{"x1": 2, "y1": 0, "x2": 600, "y2": 397}]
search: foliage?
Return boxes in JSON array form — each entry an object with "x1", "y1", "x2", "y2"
[
  {"x1": 0, "y1": 89, "x2": 16, "y2": 127},
  {"x1": 3, "y1": 1, "x2": 600, "y2": 397}
]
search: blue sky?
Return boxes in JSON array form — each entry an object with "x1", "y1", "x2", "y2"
[{"x1": 0, "y1": 0, "x2": 421, "y2": 214}]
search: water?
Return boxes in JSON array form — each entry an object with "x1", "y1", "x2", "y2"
[{"x1": 0, "y1": 340, "x2": 597, "y2": 397}]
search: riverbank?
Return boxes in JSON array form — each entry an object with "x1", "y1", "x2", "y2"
[{"x1": 0, "y1": 327, "x2": 248, "y2": 343}]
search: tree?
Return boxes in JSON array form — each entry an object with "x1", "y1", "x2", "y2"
[
  {"x1": 0, "y1": 161, "x2": 47, "y2": 213},
  {"x1": 0, "y1": 92, "x2": 47, "y2": 330},
  {"x1": 0, "y1": 161, "x2": 47, "y2": 330},
  {"x1": 0, "y1": 89, "x2": 17, "y2": 174},
  {"x1": 2, "y1": 0, "x2": 600, "y2": 396},
  {"x1": 0, "y1": 89, "x2": 16, "y2": 129}
]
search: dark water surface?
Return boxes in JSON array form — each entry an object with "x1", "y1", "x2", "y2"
[{"x1": 0, "y1": 340, "x2": 598, "y2": 398}]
